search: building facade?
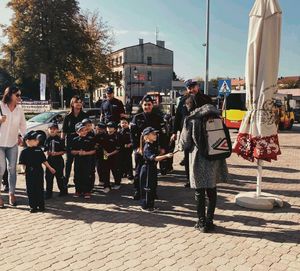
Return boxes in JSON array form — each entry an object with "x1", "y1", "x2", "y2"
[{"x1": 94, "y1": 39, "x2": 173, "y2": 104}]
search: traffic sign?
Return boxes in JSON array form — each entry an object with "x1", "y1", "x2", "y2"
[{"x1": 218, "y1": 79, "x2": 231, "y2": 96}]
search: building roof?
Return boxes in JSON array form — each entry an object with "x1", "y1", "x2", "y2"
[
  {"x1": 231, "y1": 78, "x2": 245, "y2": 86},
  {"x1": 278, "y1": 76, "x2": 300, "y2": 84},
  {"x1": 111, "y1": 42, "x2": 173, "y2": 55}
]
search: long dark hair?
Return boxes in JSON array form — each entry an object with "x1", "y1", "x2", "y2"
[
  {"x1": 69, "y1": 95, "x2": 83, "y2": 113},
  {"x1": 2, "y1": 86, "x2": 20, "y2": 104}
]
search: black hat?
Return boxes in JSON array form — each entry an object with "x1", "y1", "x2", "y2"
[
  {"x1": 48, "y1": 122, "x2": 59, "y2": 129},
  {"x1": 82, "y1": 118, "x2": 92, "y2": 125},
  {"x1": 184, "y1": 79, "x2": 198, "y2": 88},
  {"x1": 24, "y1": 130, "x2": 40, "y2": 141},
  {"x1": 97, "y1": 122, "x2": 106, "y2": 129},
  {"x1": 75, "y1": 122, "x2": 85, "y2": 132},
  {"x1": 120, "y1": 117, "x2": 129, "y2": 123},
  {"x1": 142, "y1": 127, "x2": 158, "y2": 136},
  {"x1": 141, "y1": 95, "x2": 154, "y2": 103},
  {"x1": 106, "y1": 121, "x2": 117, "y2": 128},
  {"x1": 106, "y1": 86, "x2": 114, "y2": 94}
]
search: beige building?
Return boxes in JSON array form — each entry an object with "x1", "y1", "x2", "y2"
[{"x1": 94, "y1": 39, "x2": 173, "y2": 104}]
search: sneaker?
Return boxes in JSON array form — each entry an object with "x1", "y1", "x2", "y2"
[
  {"x1": 206, "y1": 221, "x2": 215, "y2": 231},
  {"x1": 127, "y1": 175, "x2": 134, "y2": 180},
  {"x1": 179, "y1": 159, "x2": 185, "y2": 166},
  {"x1": 73, "y1": 192, "x2": 80, "y2": 198},
  {"x1": 29, "y1": 208, "x2": 38, "y2": 213},
  {"x1": 112, "y1": 185, "x2": 121, "y2": 190},
  {"x1": 38, "y1": 207, "x2": 45, "y2": 212},
  {"x1": 195, "y1": 219, "x2": 207, "y2": 233},
  {"x1": 103, "y1": 187, "x2": 111, "y2": 194},
  {"x1": 141, "y1": 207, "x2": 158, "y2": 213},
  {"x1": 84, "y1": 193, "x2": 91, "y2": 199}
]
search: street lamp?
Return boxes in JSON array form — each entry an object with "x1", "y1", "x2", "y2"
[{"x1": 204, "y1": 0, "x2": 210, "y2": 95}]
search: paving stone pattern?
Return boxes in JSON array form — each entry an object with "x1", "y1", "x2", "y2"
[{"x1": 0, "y1": 127, "x2": 300, "y2": 271}]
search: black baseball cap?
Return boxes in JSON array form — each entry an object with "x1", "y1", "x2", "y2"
[
  {"x1": 106, "y1": 86, "x2": 114, "y2": 94},
  {"x1": 75, "y1": 122, "x2": 85, "y2": 132},
  {"x1": 106, "y1": 121, "x2": 117, "y2": 129},
  {"x1": 48, "y1": 122, "x2": 59, "y2": 129},
  {"x1": 82, "y1": 118, "x2": 92, "y2": 125},
  {"x1": 142, "y1": 127, "x2": 158, "y2": 136},
  {"x1": 141, "y1": 95, "x2": 154, "y2": 103},
  {"x1": 97, "y1": 122, "x2": 106, "y2": 129}
]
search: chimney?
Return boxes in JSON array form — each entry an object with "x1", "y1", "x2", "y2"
[
  {"x1": 139, "y1": 38, "x2": 143, "y2": 45},
  {"x1": 156, "y1": 40, "x2": 165, "y2": 48}
]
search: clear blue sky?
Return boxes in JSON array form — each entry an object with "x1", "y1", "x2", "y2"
[{"x1": 0, "y1": 0, "x2": 299, "y2": 80}]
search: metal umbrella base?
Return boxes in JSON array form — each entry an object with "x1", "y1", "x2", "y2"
[{"x1": 235, "y1": 192, "x2": 283, "y2": 210}]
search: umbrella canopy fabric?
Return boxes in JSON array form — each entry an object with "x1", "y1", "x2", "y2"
[{"x1": 233, "y1": 0, "x2": 282, "y2": 162}]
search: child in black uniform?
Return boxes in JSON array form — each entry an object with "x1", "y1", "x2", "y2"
[
  {"x1": 71, "y1": 122, "x2": 96, "y2": 199},
  {"x1": 94, "y1": 122, "x2": 106, "y2": 186},
  {"x1": 44, "y1": 123, "x2": 67, "y2": 199},
  {"x1": 82, "y1": 118, "x2": 96, "y2": 189},
  {"x1": 119, "y1": 118, "x2": 134, "y2": 181},
  {"x1": 19, "y1": 131, "x2": 56, "y2": 213},
  {"x1": 140, "y1": 127, "x2": 173, "y2": 212},
  {"x1": 101, "y1": 121, "x2": 121, "y2": 193}
]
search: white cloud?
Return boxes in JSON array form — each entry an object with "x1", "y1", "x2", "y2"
[{"x1": 114, "y1": 29, "x2": 130, "y2": 35}]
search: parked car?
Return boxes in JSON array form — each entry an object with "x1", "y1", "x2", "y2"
[
  {"x1": 26, "y1": 108, "x2": 101, "y2": 135},
  {"x1": 26, "y1": 110, "x2": 68, "y2": 135}
]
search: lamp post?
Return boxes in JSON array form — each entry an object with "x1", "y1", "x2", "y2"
[{"x1": 203, "y1": 0, "x2": 210, "y2": 95}]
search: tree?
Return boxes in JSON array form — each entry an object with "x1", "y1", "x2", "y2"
[
  {"x1": 66, "y1": 10, "x2": 114, "y2": 105},
  {"x1": 1, "y1": 0, "x2": 113, "y2": 105}
]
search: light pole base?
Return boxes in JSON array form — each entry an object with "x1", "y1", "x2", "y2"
[{"x1": 235, "y1": 192, "x2": 283, "y2": 210}]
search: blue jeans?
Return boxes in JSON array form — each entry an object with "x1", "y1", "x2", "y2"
[{"x1": 0, "y1": 145, "x2": 18, "y2": 194}]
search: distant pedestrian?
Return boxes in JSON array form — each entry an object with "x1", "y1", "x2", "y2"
[
  {"x1": 19, "y1": 131, "x2": 56, "y2": 213},
  {"x1": 139, "y1": 127, "x2": 173, "y2": 212},
  {"x1": 61, "y1": 96, "x2": 87, "y2": 185},
  {"x1": 95, "y1": 97, "x2": 103, "y2": 109},
  {"x1": 100, "y1": 87, "x2": 126, "y2": 124},
  {"x1": 179, "y1": 104, "x2": 228, "y2": 233},
  {"x1": 0, "y1": 86, "x2": 26, "y2": 207}
]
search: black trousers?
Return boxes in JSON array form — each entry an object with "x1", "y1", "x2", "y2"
[
  {"x1": 26, "y1": 169, "x2": 44, "y2": 209},
  {"x1": 74, "y1": 156, "x2": 94, "y2": 193},
  {"x1": 195, "y1": 187, "x2": 217, "y2": 222},
  {"x1": 184, "y1": 149, "x2": 190, "y2": 181},
  {"x1": 134, "y1": 152, "x2": 143, "y2": 192},
  {"x1": 96, "y1": 157, "x2": 105, "y2": 184},
  {"x1": 102, "y1": 155, "x2": 121, "y2": 188},
  {"x1": 45, "y1": 156, "x2": 65, "y2": 195},
  {"x1": 140, "y1": 164, "x2": 157, "y2": 209},
  {"x1": 120, "y1": 148, "x2": 133, "y2": 177},
  {"x1": 65, "y1": 150, "x2": 74, "y2": 185}
]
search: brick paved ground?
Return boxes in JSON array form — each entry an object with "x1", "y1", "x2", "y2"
[{"x1": 0, "y1": 125, "x2": 299, "y2": 271}]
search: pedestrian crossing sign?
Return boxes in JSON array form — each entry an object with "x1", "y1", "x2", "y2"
[{"x1": 218, "y1": 80, "x2": 231, "y2": 96}]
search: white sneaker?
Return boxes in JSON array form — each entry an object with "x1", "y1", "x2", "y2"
[
  {"x1": 112, "y1": 185, "x2": 121, "y2": 190},
  {"x1": 103, "y1": 187, "x2": 110, "y2": 193}
]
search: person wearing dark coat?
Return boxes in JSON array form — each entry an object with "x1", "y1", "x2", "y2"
[
  {"x1": 171, "y1": 79, "x2": 212, "y2": 188},
  {"x1": 179, "y1": 104, "x2": 228, "y2": 233},
  {"x1": 130, "y1": 95, "x2": 168, "y2": 200}
]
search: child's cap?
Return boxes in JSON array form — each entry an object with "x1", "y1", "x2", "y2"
[
  {"x1": 97, "y1": 122, "x2": 106, "y2": 129},
  {"x1": 82, "y1": 118, "x2": 92, "y2": 125},
  {"x1": 142, "y1": 127, "x2": 158, "y2": 136},
  {"x1": 24, "y1": 130, "x2": 41, "y2": 141},
  {"x1": 75, "y1": 122, "x2": 85, "y2": 132},
  {"x1": 106, "y1": 121, "x2": 117, "y2": 129},
  {"x1": 48, "y1": 122, "x2": 59, "y2": 129},
  {"x1": 120, "y1": 117, "x2": 129, "y2": 123},
  {"x1": 141, "y1": 95, "x2": 154, "y2": 103}
]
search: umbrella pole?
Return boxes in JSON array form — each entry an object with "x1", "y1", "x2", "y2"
[{"x1": 256, "y1": 159, "x2": 263, "y2": 197}]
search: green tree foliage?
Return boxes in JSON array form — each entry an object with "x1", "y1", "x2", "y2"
[{"x1": 1, "y1": 0, "x2": 113, "y2": 104}]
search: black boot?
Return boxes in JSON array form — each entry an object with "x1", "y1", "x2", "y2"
[
  {"x1": 206, "y1": 220, "x2": 215, "y2": 231},
  {"x1": 195, "y1": 218, "x2": 207, "y2": 233}
]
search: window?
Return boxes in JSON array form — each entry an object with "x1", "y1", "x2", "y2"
[
  {"x1": 115, "y1": 57, "x2": 118, "y2": 65},
  {"x1": 119, "y1": 56, "x2": 122, "y2": 64},
  {"x1": 119, "y1": 71, "x2": 122, "y2": 79},
  {"x1": 147, "y1": 71, "x2": 152, "y2": 81},
  {"x1": 147, "y1": 57, "x2": 152, "y2": 65}
]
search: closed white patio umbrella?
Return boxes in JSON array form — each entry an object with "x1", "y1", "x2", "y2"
[{"x1": 233, "y1": 0, "x2": 283, "y2": 210}]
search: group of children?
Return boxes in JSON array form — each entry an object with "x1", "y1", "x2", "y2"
[{"x1": 19, "y1": 117, "x2": 173, "y2": 213}]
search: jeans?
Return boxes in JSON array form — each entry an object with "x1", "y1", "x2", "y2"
[{"x1": 0, "y1": 144, "x2": 18, "y2": 194}]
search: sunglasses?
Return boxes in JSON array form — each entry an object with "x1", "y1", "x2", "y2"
[{"x1": 15, "y1": 93, "x2": 21, "y2": 97}]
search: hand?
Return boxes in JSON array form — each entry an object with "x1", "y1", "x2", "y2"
[
  {"x1": 170, "y1": 133, "x2": 177, "y2": 141},
  {"x1": 166, "y1": 153, "x2": 173, "y2": 158},
  {"x1": 0, "y1": 115, "x2": 7, "y2": 124},
  {"x1": 50, "y1": 167, "x2": 56, "y2": 174},
  {"x1": 17, "y1": 135, "x2": 23, "y2": 146}
]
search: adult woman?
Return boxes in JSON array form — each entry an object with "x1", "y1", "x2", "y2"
[
  {"x1": 0, "y1": 86, "x2": 26, "y2": 207},
  {"x1": 179, "y1": 103, "x2": 228, "y2": 233},
  {"x1": 61, "y1": 96, "x2": 87, "y2": 186}
]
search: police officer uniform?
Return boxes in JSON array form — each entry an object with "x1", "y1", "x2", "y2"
[
  {"x1": 71, "y1": 123, "x2": 95, "y2": 195},
  {"x1": 100, "y1": 87, "x2": 125, "y2": 124},
  {"x1": 62, "y1": 109, "x2": 87, "y2": 184},
  {"x1": 130, "y1": 95, "x2": 167, "y2": 199},
  {"x1": 101, "y1": 122, "x2": 121, "y2": 189},
  {"x1": 118, "y1": 120, "x2": 134, "y2": 179},
  {"x1": 19, "y1": 131, "x2": 47, "y2": 212},
  {"x1": 44, "y1": 123, "x2": 67, "y2": 198}
]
